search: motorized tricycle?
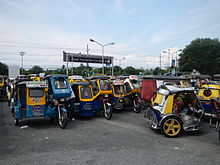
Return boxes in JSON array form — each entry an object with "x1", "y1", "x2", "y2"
[
  {"x1": 111, "y1": 79, "x2": 126, "y2": 110},
  {"x1": 144, "y1": 85, "x2": 204, "y2": 137},
  {"x1": 111, "y1": 75, "x2": 142, "y2": 112},
  {"x1": 12, "y1": 80, "x2": 68, "y2": 128},
  {"x1": 69, "y1": 75, "x2": 95, "y2": 117},
  {"x1": 198, "y1": 83, "x2": 220, "y2": 116},
  {"x1": 43, "y1": 74, "x2": 73, "y2": 128},
  {"x1": 0, "y1": 75, "x2": 7, "y2": 99},
  {"x1": 89, "y1": 74, "x2": 113, "y2": 120},
  {"x1": 123, "y1": 75, "x2": 142, "y2": 113}
]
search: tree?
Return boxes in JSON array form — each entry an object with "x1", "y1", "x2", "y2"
[
  {"x1": 113, "y1": 65, "x2": 121, "y2": 76},
  {"x1": 0, "y1": 62, "x2": 8, "y2": 76},
  {"x1": 123, "y1": 66, "x2": 136, "y2": 75},
  {"x1": 179, "y1": 38, "x2": 220, "y2": 76},
  {"x1": 29, "y1": 65, "x2": 44, "y2": 74},
  {"x1": 153, "y1": 67, "x2": 161, "y2": 75}
]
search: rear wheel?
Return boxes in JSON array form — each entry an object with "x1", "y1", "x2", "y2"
[
  {"x1": 58, "y1": 111, "x2": 68, "y2": 129},
  {"x1": 103, "y1": 103, "x2": 112, "y2": 120},
  {"x1": 161, "y1": 116, "x2": 182, "y2": 137}
]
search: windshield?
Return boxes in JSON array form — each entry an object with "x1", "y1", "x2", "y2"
[
  {"x1": 29, "y1": 88, "x2": 44, "y2": 97},
  {"x1": 132, "y1": 83, "x2": 140, "y2": 89},
  {"x1": 54, "y1": 79, "x2": 68, "y2": 89},
  {"x1": 0, "y1": 78, "x2": 3, "y2": 84},
  {"x1": 100, "y1": 80, "x2": 112, "y2": 91},
  {"x1": 92, "y1": 82, "x2": 99, "y2": 96},
  {"x1": 124, "y1": 82, "x2": 132, "y2": 93},
  {"x1": 80, "y1": 86, "x2": 92, "y2": 99},
  {"x1": 130, "y1": 80, "x2": 139, "y2": 89},
  {"x1": 114, "y1": 85, "x2": 124, "y2": 95}
]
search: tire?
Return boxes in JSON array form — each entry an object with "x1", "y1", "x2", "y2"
[
  {"x1": 58, "y1": 111, "x2": 68, "y2": 129},
  {"x1": 103, "y1": 103, "x2": 112, "y2": 120},
  {"x1": 161, "y1": 116, "x2": 182, "y2": 137},
  {"x1": 133, "y1": 99, "x2": 142, "y2": 113},
  {"x1": 14, "y1": 119, "x2": 19, "y2": 126},
  {"x1": 50, "y1": 118, "x2": 55, "y2": 123}
]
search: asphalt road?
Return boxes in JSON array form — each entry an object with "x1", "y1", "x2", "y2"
[{"x1": 0, "y1": 101, "x2": 220, "y2": 165}]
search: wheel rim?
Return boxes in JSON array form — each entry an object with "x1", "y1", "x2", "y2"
[
  {"x1": 59, "y1": 112, "x2": 66, "y2": 127},
  {"x1": 104, "y1": 104, "x2": 111, "y2": 118},
  {"x1": 133, "y1": 100, "x2": 140, "y2": 112},
  {"x1": 163, "y1": 118, "x2": 181, "y2": 136}
]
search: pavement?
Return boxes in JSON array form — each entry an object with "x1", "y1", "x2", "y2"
[{"x1": 0, "y1": 101, "x2": 220, "y2": 165}]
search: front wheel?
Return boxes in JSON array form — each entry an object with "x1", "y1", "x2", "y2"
[
  {"x1": 14, "y1": 119, "x2": 19, "y2": 126},
  {"x1": 103, "y1": 103, "x2": 112, "y2": 120},
  {"x1": 133, "y1": 99, "x2": 142, "y2": 113},
  {"x1": 161, "y1": 116, "x2": 182, "y2": 137},
  {"x1": 58, "y1": 110, "x2": 68, "y2": 129}
]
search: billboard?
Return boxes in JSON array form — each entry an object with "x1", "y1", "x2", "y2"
[
  {"x1": 63, "y1": 51, "x2": 113, "y2": 64},
  {"x1": 171, "y1": 59, "x2": 176, "y2": 68}
]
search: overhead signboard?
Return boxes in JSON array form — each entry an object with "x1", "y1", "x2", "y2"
[{"x1": 63, "y1": 51, "x2": 113, "y2": 64}]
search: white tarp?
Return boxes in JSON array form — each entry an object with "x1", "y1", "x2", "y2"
[{"x1": 9, "y1": 65, "x2": 20, "y2": 79}]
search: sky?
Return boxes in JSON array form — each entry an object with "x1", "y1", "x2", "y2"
[{"x1": 0, "y1": 0, "x2": 220, "y2": 70}]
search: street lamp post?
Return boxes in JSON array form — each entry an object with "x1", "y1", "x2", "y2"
[
  {"x1": 19, "y1": 51, "x2": 25, "y2": 75},
  {"x1": 90, "y1": 39, "x2": 114, "y2": 74},
  {"x1": 119, "y1": 57, "x2": 125, "y2": 75},
  {"x1": 172, "y1": 49, "x2": 182, "y2": 73},
  {"x1": 159, "y1": 50, "x2": 167, "y2": 75}
]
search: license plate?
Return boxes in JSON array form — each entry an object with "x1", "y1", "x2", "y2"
[{"x1": 32, "y1": 106, "x2": 44, "y2": 116}]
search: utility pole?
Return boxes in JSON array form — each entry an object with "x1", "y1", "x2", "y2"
[
  {"x1": 66, "y1": 53, "x2": 69, "y2": 76},
  {"x1": 19, "y1": 51, "x2": 25, "y2": 75},
  {"x1": 159, "y1": 53, "x2": 162, "y2": 75},
  {"x1": 86, "y1": 44, "x2": 90, "y2": 67}
]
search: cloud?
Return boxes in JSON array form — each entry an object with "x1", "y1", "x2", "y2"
[
  {"x1": 65, "y1": 0, "x2": 91, "y2": 16},
  {"x1": 151, "y1": 25, "x2": 199, "y2": 44},
  {"x1": 115, "y1": 0, "x2": 123, "y2": 12}
]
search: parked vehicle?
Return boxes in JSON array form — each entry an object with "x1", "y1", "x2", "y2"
[
  {"x1": 0, "y1": 75, "x2": 7, "y2": 99},
  {"x1": 112, "y1": 79, "x2": 126, "y2": 110},
  {"x1": 12, "y1": 80, "x2": 68, "y2": 128},
  {"x1": 198, "y1": 83, "x2": 220, "y2": 116},
  {"x1": 144, "y1": 85, "x2": 204, "y2": 137},
  {"x1": 89, "y1": 74, "x2": 113, "y2": 119},
  {"x1": 123, "y1": 75, "x2": 142, "y2": 113},
  {"x1": 69, "y1": 75, "x2": 96, "y2": 117},
  {"x1": 43, "y1": 74, "x2": 73, "y2": 128},
  {"x1": 210, "y1": 98, "x2": 220, "y2": 141}
]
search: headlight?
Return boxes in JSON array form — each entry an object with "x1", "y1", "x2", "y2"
[
  {"x1": 53, "y1": 99, "x2": 59, "y2": 105},
  {"x1": 104, "y1": 94, "x2": 108, "y2": 98},
  {"x1": 119, "y1": 98, "x2": 124, "y2": 103},
  {"x1": 60, "y1": 98, "x2": 65, "y2": 102}
]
